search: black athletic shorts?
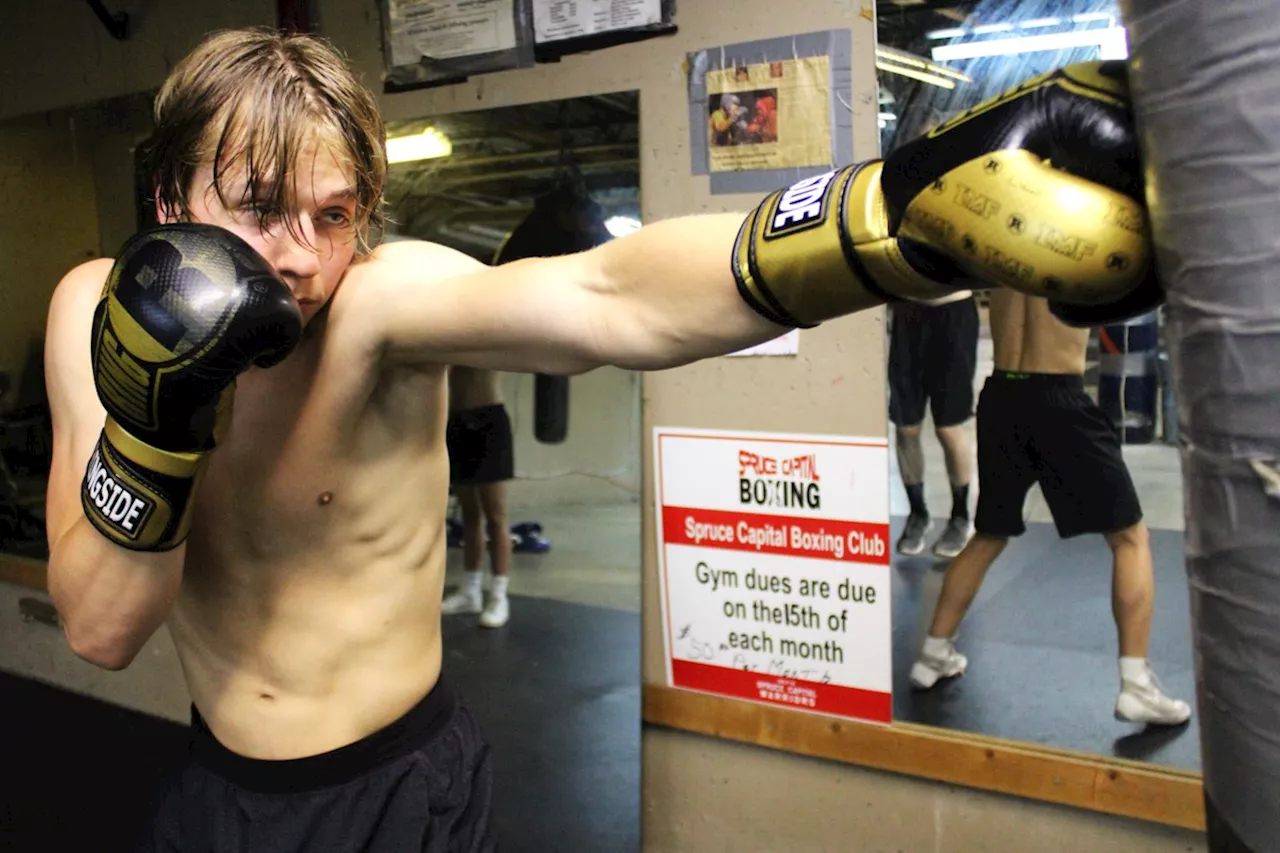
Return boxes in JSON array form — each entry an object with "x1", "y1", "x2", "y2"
[
  {"x1": 888, "y1": 297, "x2": 979, "y2": 428},
  {"x1": 138, "y1": 679, "x2": 495, "y2": 853},
  {"x1": 974, "y1": 371, "x2": 1144, "y2": 539},
  {"x1": 447, "y1": 404, "x2": 514, "y2": 486}
]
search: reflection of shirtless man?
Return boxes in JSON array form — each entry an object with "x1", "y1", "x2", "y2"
[
  {"x1": 909, "y1": 291, "x2": 1191, "y2": 725},
  {"x1": 443, "y1": 365, "x2": 514, "y2": 627}
]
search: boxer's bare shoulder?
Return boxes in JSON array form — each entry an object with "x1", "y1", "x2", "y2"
[
  {"x1": 988, "y1": 289, "x2": 1089, "y2": 375},
  {"x1": 337, "y1": 235, "x2": 607, "y2": 375}
]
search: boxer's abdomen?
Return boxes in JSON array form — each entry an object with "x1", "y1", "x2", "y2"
[{"x1": 164, "y1": 316, "x2": 454, "y2": 760}]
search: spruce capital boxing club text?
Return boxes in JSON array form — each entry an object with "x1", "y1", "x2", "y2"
[{"x1": 738, "y1": 449, "x2": 822, "y2": 510}]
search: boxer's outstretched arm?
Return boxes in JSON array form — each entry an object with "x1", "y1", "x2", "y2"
[
  {"x1": 43, "y1": 261, "x2": 184, "y2": 670},
  {"x1": 364, "y1": 212, "x2": 790, "y2": 375},
  {"x1": 367, "y1": 61, "x2": 1160, "y2": 372}
]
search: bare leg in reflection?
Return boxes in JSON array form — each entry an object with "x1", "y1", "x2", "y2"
[
  {"x1": 924, "y1": 532, "x2": 1008, "y2": 640},
  {"x1": 1108, "y1": 520, "x2": 1154, "y2": 659}
]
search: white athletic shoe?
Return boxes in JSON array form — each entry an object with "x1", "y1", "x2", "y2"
[
  {"x1": 441, "y1": 586, "x2": 483, "y2": 615},
  {"x1": 1115, "y1": 668, "x2": 1192, "y2": 726},
  {"x1": 909, "y1": 639, "x2": 968, "y2": 690},
  {"x1": 480, "y1": 595, "x2": 509, "y2": 629}
]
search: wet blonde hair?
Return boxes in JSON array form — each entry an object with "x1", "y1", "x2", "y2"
[{"x1": 138, "y1": 27, "x2": 387, "y2": 254}]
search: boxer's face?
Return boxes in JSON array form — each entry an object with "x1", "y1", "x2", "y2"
[{"x1": 170, "y1": 132, "x2": 360, "y2": 325}]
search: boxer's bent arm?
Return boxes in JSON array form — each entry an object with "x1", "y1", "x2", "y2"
[
  {"x1": 43, "y1": 262, "x2": 184, "y2": 670},
  {"x1": 364, "y1": 214, "x2": 788, "y2": 373}
]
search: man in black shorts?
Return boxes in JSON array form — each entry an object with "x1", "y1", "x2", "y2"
[
  {"x1": 889, "y1": 290, "x2": 979, "y2": 558},
  {"x1": 443, "y1": 365, "x2": 516, "y2": 628},
  {"x1": 908, "y1": 291, "x2": 1191, "y2": 725}
]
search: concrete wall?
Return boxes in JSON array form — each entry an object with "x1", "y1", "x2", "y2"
[
  {"x1": 499, "y1": 368, "x2": 643, "y2": 507},
  {"x1": 0, "y1": 1, "x2": 1206, "y2": 850},
  {"x1": 0, "y1": 112, "x2": 100, "y2": 386}
]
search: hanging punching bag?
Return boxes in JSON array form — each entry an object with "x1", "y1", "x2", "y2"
[
  {"x1": 1121, "y1": 3, "x2": 1280, "y2": 850},
  {"x1": 494, "y1": 175, "x2": 614, "y2": 444}
]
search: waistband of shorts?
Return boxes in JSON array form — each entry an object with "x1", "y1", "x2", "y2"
[
  {"x1": 450, "y1": 402, "x2": 506, "y2": 417},
  {"x1": 188, "y1": 677, "x2": 457, "y2": 794},
  {"x1": 987, "y1": 370, "x2": 1084, "y2": 389}
]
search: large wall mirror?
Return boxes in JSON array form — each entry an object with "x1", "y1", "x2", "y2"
[
  {"x1": 876, "y1": 0, "x2": 1198, "y2": 773},
  {"x1": 381, "y1": 92, "x2": 644, "y2": 852}
]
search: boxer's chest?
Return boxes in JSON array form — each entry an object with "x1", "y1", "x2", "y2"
[{"x1": 189, "y1": 326, "x2": 441, "y2": 557}]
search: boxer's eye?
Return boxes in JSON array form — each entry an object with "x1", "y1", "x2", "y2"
[
  {"x1": 319, "y1": 208, "x2": 353, "y2": 228},
  {"x1": 240, "y1": 201, "x2": 282, "y2": 224}
]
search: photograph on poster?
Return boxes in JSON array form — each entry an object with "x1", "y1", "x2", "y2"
[{"x1": 705, "y1": 56, "x2": 832, "y2": 174}]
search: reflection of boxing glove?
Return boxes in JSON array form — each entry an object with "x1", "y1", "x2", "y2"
[
  {"x1": 733, "y1": 61, "x2": 1160, "y2": 328},
  {"x1": 82, "y1": 224, "x2": 302, "y2": 551}
]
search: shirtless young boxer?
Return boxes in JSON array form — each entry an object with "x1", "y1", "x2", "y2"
[
  {"x1": 43, "y1": 27, "x2": 1160, "y2": 851},
  {"x1": 909, "y1": 290, "x2": 1191, "y2": 725}
]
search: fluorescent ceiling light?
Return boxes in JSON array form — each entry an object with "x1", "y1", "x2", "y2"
[
  {"x1": 876, "y1": 46, "x2": 972, "y2": 82},
  {"x1": 386, "y1": 127, "x2": 452, "y2": 164},
  {"x1": 605, "y1": 216, "x2": 641, "y2": 238},
  {"x1": 876, "y1": 60, "x2": 956, "y2": 89},
  {"x1": 1098, "y1": 26, "x2": 1130, "y2": 59},
  {"x1": 931, "y1": 27, "x2": 1128, "y2": 62},
  {"x1": 929, "y1": 16, "x2": 1113, "y2": 38}
]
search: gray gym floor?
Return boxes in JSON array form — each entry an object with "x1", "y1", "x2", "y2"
[{"x1": 889, "y1": 514, "x2": 1200, "y2": 771}]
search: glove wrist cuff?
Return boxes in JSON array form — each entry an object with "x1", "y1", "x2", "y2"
[
  {"x1": 81, "y1": 419, "x2": 208, "y2": 552},
  {"x1": 733, "y1": 161, "x2": 957, "y2": 328}
]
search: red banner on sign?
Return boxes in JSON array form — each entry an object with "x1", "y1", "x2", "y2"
[
  {"x1": 661, "y1": 505, "x2": 890, "y2": 565},
  {"x1": 671, "y1": 659, "x2": 892, "y2": 723}
]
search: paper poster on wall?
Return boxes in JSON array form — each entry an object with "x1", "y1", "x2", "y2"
[
  {"x1": 379, "y1": 0, "x2": 535, "y2": 92},
  {"x1": 654, "y1": 427, "x2": 893, "y2": 724},
  {"x1": 386, "y1": 0, "x2": 518, "y2": 63},
  {"x1": 534, "y1": 0, "x2": 662, "y2": 42},
  {"x1": 685, "y1": 29, "x2": 853, "y2": 195},
  {"x1": 725, "y1": 329, "x2": 800, "y2": 357},
  {"x1": 706, "y1": 56, "x2": 833, "y2": 174}
]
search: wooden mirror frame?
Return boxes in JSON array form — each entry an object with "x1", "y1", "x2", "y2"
[{"x1": 643, "y1": 683, "x2": 1203, "y2": 830}]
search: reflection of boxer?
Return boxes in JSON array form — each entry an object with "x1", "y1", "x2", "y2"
[
  {"x1": 442, "y1": 366, "x2": 514, "y2": 628},
  {"x1": 910, "y1": 291, "x2": 1190, "y2": 726},
  {"x1": 710, "y1": 93, "x2": 747, "y2": 146},
  {"x1": 747, "y1": 94, "x2": 777, "y2": 143},
  {"x1": 889, "y1": 290, "x2": 978, "y2": 558}
]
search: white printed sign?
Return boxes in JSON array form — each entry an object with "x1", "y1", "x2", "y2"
[
  {"x1": 654, "y1": 427, "x2": 892, "y2": 723},
  {"x1": 533, "y1": 0, "x2": 662, "y2": 43},
  {"x1": 726, "y1": 329, "x2": 799, "y2": 357},
  {"x1": 386, "y1": 0, "x2": 518, "y2": 65}
]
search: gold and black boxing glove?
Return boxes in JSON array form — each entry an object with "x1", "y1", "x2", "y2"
[
  {"x1": 83, "y1": 224, "x2": 302, "y2": 551},
  {"x1": 733, "y1": 60, "x2": 1161, "y2": 328}
]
